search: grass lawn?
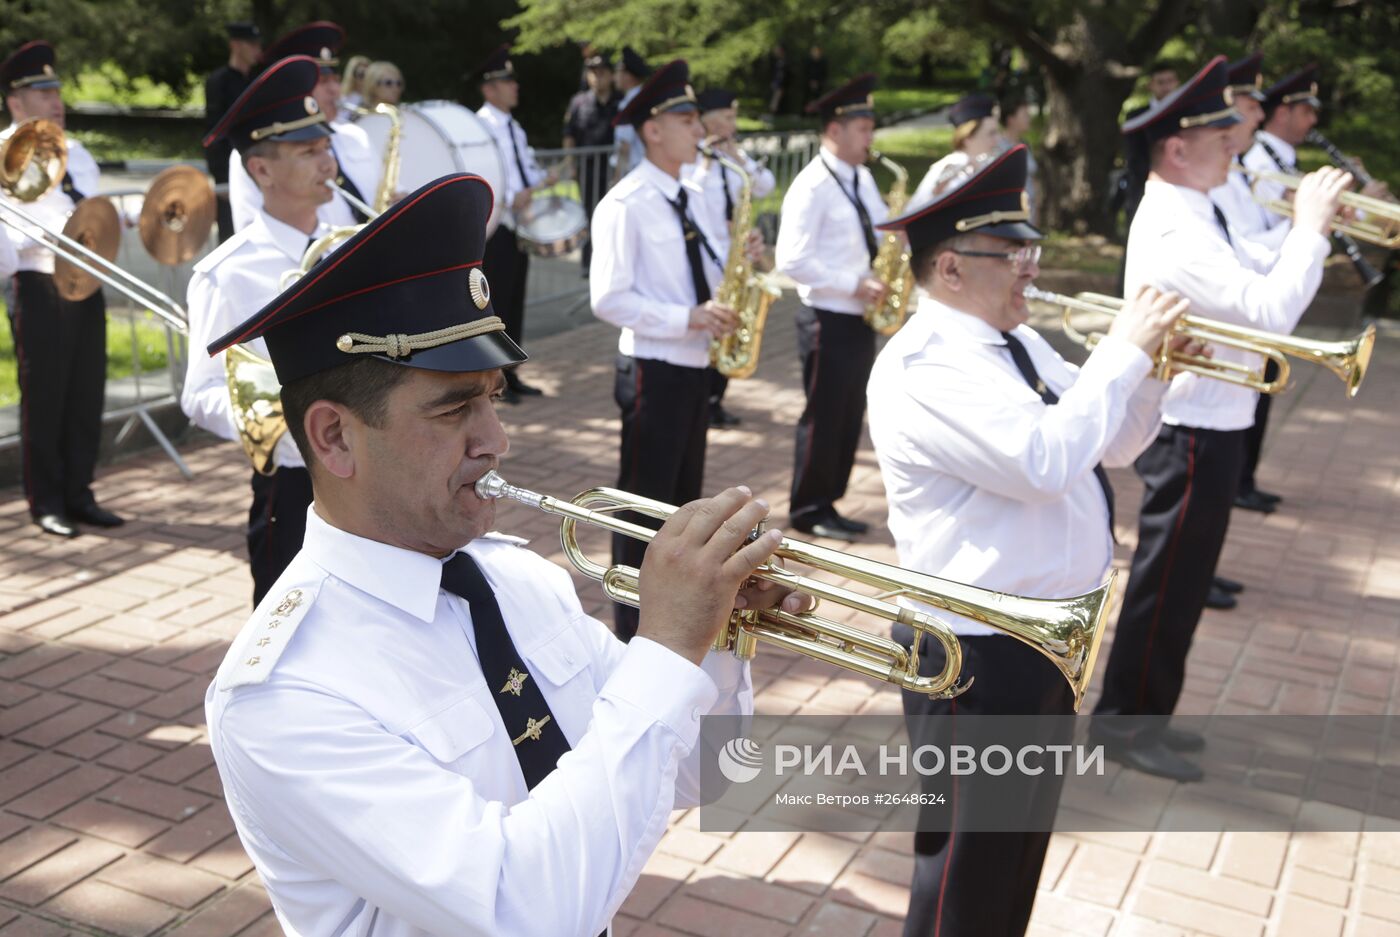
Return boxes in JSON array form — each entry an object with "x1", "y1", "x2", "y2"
[{"x1": 0, "y1": 304, "x2": 174, "y2": 408}]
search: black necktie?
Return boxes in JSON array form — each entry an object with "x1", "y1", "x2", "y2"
[
  {"x1": 669, "y1": 187, "x2": 715, "y2": 305},
  {"x1": 1211, "y1": 203, "x2": 1233, "y2": 246},
  {"x1": 61, "y1": 172, "x2": 84, "y2": 204},
  {"x1": 506, "y1": 117, "x2": 532, "y2": 189},
  {"x1": 1001, "y1": 331, "x2": 1116, "y2": 536},
  {"x1": 332, "y1": 142, "x2": 370, "y2": 224},
  {"x1": 718, "y1": 161, "x2": 734, "y2": 222},
  {"x1": 824, "y1": 161, "x2": 878, "y2": 260},
  {"x1": 440, "y1": 553, "x2": 571, "y2": 790}
]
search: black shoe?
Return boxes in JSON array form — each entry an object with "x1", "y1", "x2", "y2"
[
  {"x1": 1160, "y1": 726, "x2": 1206, "y2": 753},
  {"x1": 1204, "y1": 584, "x2": 1237, "y2": 610},
  {"x1": 1234, "y1": 490, "x2": 1277, "y2": 513},
  {"x1": 1254, "y1": 488, "x2": 1283, "y2": 505},
  {"x1": 828, "y1": 510, "x2": 869, "y2": 534},
  {"x1": 709, "y1": 404, "x2": 742, "y2": 428},
  {"x1": 1212, "y1": 575, "x2": 1244, "y2": 594},
  {"x1": 1104, "y1": 739, "x2": 1204, "y2": 783},
  {"x1": 69, "y1": 504, "x2": 125, "y2": 528},
  {"x1": 791, "y1": 511, "x2": 858, "y2": 543},
  {"x1": 505, "y1": 375, "x2": 543, "y2": 397},
  {"x1": 36, "y1": 514, "x2": 78, "y2": 538}
]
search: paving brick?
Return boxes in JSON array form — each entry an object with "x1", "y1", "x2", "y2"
[
  {"x1": 164, "y1": 884, "x2": 273, "y2": 936},
  {"x1": 0, "y1": 752, "x2": 79, "y2": 806},
  {"x1": 0, "y1": 913, "x2": 73, "y2": 937},
  {"x1": 13, "y1": 701, "x2": 119, "y2": 749},
  {"x1": 99, "y1": 775, "x2": 213, "y2": 822},
  {"x1": 144, "y1": 808, "x2": 236, "y2": 863},
  {"x1": 139, "y1": 743, "x2": 215, "y2": 785},
  {"x1": 1276, "y1": 894, "x2": 1345, "y2": 937},
  {"x1": 685, "y1": 869, "x2": 816, "y2": 924},
  {"x1": 100, "y1": 657, "x2": 193, "y2": 692},
  {"x1": 711, "y1": 830, "x2": 800, "y2": 877},
  {"x1": 0, "y1": 826, "x2": 79, "y2": 879},
  {"x1": 1218, "y1": 832, "x2": 1288, "y2": 888},
  {"x1": 6, "y1": 763, "x2": 121, "y2": 820},
  {"x1": 799, "y1": 901, "x2": 879, "y2": 937},
  {"x1": 620, "y1": 853, "x2": 693, "y2": 920},
  {"x1": 1063, "y1": 843, "x2": 1139, "y2": 909},
  {"x1": 97, "y1": 742, "x2": 166, "y2": 773},
  {"x1": 767, "y1": 834, "x2": 859, "y2": 895},
  {"x1": 1144, "y1": 860, "x2": 1273, "y2": 916},
  {"x1": 53, "y1": 729, "x2": 122, "y2": 761},
  {"x1": 0, "y1": 837, "x2": 125, "y2": 905},
  {"x1": 60, "y1": 673, "x2": 157, "y2": 710},
  {"x1": 655, "y1": 893, "x2": 789, "y2": 937},
  {"x1": 40, "y1": 879, "x2": 178, "y2": 937},
  {"x1": 187, "y1": 835, "x2": 255, "y2": 879},
  {"x1": 0, "y1": 693, "x2": 78, "y2": 737},
  {"x1": 51, "y1": 799, "x2": 171, "y2": 848},
  {"x1": 96, "y1": 853, "x2": 226, "y2": 909}
]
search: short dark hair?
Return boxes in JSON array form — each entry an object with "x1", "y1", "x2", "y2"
[
  {"x1": 279, "y1": 357, "x2": 412, "y2": 469},
  {"x1": 1148, "y1": 60, "x2": 1177, "y2": 77},
  {"x1": 999, "y1": 94, "x2": 1028, "y2": 126},
  {"x1": 911, "y1": 233, "x2": 977, "y2": 288}
]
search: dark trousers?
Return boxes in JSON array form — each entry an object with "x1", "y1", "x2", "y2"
[
  {"x1": 1239, "y1": 362, "x2": 1279, "y2": 495},
  {"x1": 790, "y1": 306, "x2": 875, "y2": 522},
  {"x1": 248, "y1": 466, "x2": 314, "y2": 606},
  {"x1": 580, "y1": 159, "x2": 609, "y2": 271},
  {"x1": 215, "y1": 194, "x2": 234, "y2": 244},
  {"x1": 707, "y1": 368, "x2": 728, "y2": 408},
  {"x1": 483, "y1": 225, "x2": 530, "y2": 345},
  {"x1": 1094, "y1": 426, "x2": 1245, "y2": 736},
  {"x1": 611, "y1": 356, "x2": 709, "y2": 640},
  {"x1": 893, "y1": 629, "x2": 1074, "y2": 937},
  {"x1": 8, "y1": 272, "x2": 107, "y2": 519}
]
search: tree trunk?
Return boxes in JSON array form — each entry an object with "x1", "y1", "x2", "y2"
[{"x1": 1038, "y1": 65, "x2": 1136, "y2": 235}]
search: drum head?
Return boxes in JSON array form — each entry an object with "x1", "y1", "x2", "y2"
[
  {"x1": 355, "y1": 101, "x2": 507, "y2": 235},
  {"x1": 515, "y1": 195, "x2": 590, "y2": 257}
]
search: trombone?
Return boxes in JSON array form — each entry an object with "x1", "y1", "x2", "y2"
[
  {"x1": 0, "y1": 119, "x2": 189, "y2": 332},
  {"x1": 476, "y1": 470, "x2": 1116, "y2": 711},
  {"x1": 1237, "y1": 166, "x2": 1400, "y2": 249},
  {"x1": 1027, "y1": 286, "x2": 1375, "y2": 399}
]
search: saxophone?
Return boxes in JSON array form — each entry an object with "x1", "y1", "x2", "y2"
[
  {"x1": 864, "y1": 151, "x2": 914, "y2": 336},
  {"x1": 348, "y1": 102, "x2": 402, "y2": 215},
  {"x1": 700, "y1": 142, "x2": 782, "y2": 379}
]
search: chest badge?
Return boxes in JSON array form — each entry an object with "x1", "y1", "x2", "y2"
[
  {"x1": 500, "y1": 667, "x2": 530, "y2": 697},
  {"x1": 512, "y1": 714, "x2": 552, "y2": 746}
]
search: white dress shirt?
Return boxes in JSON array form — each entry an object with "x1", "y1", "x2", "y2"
[
  {"x1": 1126, "y1": 179, "x2": 1330, "y2": 431},
  {"x1": 228, "y1": 125, "x2": 380, "y2": 232},
  {"x1": 1242, "y1": 130, "x2": 1297, "y2": 228},
  {"x1": 0, "y1": 130, "x2": 100, "y2": 275},
  {"x1": 1211, "y1": 155, "x2": 1290, "y2": 251},
  {"x1": 206, "y1": 507, "x2": 751, "y2": 937},
  {"x1": 590, "y1": 158, "x2": 725, "y2": 368},
  {"x1": 612, "y1": 87, "x2": 643, "y2": 176},
  {"x1": 776, "y1": 147, "x2": 888, "y2": 315},
  {"x1": 476, "y1": 102, "x2": 543, "y2": 217},
  {"x1": 182, "y1": 212, "x2": 332, "y2": 470},
  {"x1": 867, "y1": 295, "x2": 1165, "y2": 636},
  {"x1": 687, "y1": 149, "x2": 776, "y2": 253},
  {"x1": 910, "y1": 151, "x2": 972, "y2": 210}
]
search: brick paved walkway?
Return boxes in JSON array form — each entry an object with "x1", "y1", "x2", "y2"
[{"x1": 0, "y1": 295, "x2": 1396, "y2": 936}]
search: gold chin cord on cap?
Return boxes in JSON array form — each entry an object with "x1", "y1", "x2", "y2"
[{"x1": 335, "y1": 317, "x2": 507, "y2": 357}]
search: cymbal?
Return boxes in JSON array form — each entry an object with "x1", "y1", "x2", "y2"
[
  {"x1": 54, "y1": 196, "x2": 121, "y2": 302},
  {"x1": 140, "y1": 165, "x2": 216, "y2": 265}
]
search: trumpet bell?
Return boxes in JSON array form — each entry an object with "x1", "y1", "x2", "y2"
[
  {"x1": 0, "y1": 118, "x2": 68, "y2": 202},
  {"x1": 225, "y1": 344, "x2": 288, "y2": 476}
]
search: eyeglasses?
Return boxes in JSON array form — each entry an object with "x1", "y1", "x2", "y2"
[
  {"x1": 377, "y1": 78, "x2": 403, "y2": 87},
  {"x1": 949, "y1": 244, "x2": 1041, "y2": 270}
]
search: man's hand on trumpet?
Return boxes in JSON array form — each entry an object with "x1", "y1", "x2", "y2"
[
  {"x1": 638, "y1": 487, "x2": 812, "y2": 665},
  {"x1": 1108, "y1": 285, "x2": 1209, "y2": 361},
  {"x1": 1292, "y1": 166, "x2": 1353, "y2": 235}
]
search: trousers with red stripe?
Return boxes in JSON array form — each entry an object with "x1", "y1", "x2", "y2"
[{"x1": 1094, "y1": 425, "x2": 1245, "y2": 731}]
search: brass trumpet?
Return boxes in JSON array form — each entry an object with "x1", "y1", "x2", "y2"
[
  {"x1": 1029, "y1": 286, "x2": 1375, "y2": 399},
  {"x1": 475, "y1": 471, "x2": 1115, "y2": 711},
  {"x1": 1239, "y1": 166, "x2": 1400, "y2": 249}
]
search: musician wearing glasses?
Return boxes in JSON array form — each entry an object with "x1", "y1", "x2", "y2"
[
  {"x1": 476, "y1": 45, "x2": 556, "y2": 403},
  {"x1": 0, "y1": 41, "x2": 123, "y2": 538},
  {"x1": 867, "y1": 146, "x2": 1192, "y2": 937},
  {"x1": 775, "y1": 74, "x2": 888, "y2": 543},
  {"x1": 591, "y1": 60, "x2": 738, "y2": 642},
  {"x1": 1091, "y1": 57, "x2": 1350, "y2": 782},
  {"x1": 203, "y1": 174, "x2": 806, "y2": 936},
  {"x1": 227, "y1": 22, "x2": 380, "y2": 233},
  {"x1": 693, "y1": 87, "x2": 776, "y2": 429},
  {"x1": 183, "y1": 56, "x2": 342, "y2": 604}
]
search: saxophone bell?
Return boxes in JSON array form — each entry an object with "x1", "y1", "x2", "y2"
[{"x1": 865, "y1": 151, "x2": 915, "y2": 335}]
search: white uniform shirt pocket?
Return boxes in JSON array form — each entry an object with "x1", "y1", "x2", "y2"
[{"x1": 407, "y1": 694, "x2": 495, "y2": 768}]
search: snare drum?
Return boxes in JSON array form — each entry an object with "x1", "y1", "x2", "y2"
[
  {"x1": 512, "y1": 194, "x2": 589, "y2": 257},
  {"x1": 354, "y1": 101, "x2": 507, "y2": 235}
]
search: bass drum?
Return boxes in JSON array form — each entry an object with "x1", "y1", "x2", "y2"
[{"x1": 353, "y1": 100, "x2": 507, "y2": 235}]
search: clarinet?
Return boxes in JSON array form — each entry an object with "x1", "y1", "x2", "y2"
[
  {"x1": 1306, "y1": 129, "x2": 1374, "y2": 187},
  {"x1": 1263, "y1": 135, "x2": 1383, "y2": 288}
]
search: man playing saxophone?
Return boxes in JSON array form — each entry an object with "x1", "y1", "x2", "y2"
[
  {"x1": 867, "y1": 144, "x2": 1195, "y2": 937},
  {"x1": 776, "y1": 74, "x2": 889, "y2": 542},
  {"x1": 182, "y1": 56, "x2": 344, "y2": 604}
]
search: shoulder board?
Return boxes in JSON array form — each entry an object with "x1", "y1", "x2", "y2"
[
  {"x1": 216, "y1": 578, "x2": 324, "y2": 691},
  {"x1": 480, "y1": 531, "x2": 529, "y2": 547},
  {"x1": 193, "y1": 228, "x2": 255, "y2": 274}
]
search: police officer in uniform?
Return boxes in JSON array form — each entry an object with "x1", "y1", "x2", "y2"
[
  {"x1": 775, "y1": 74, "x2": 889, "y2": 542},
  {"x1": 476, "y1": 45, "x2": 555, "y2": 402},
  {"x1": 227, "y1": 22, "x2": 380, "y2": 234},
  {"x1": 612, "y1": 47, "x2": 652, "y2": 184},
  {"x1": 0, "y1": 41, "x2": 123, "y2": 537},
  {"x1": 203, "y1": 22, "x2": 262, "y2": 243},
  {"x1": 591, "y1": 60, "x2": 738, "y2": 641},
  {"x1": 564, "y1": 49, "x2": 622, "y2": 273},
  {"x1": 183, "y1": 56, "x2": 342, "y2": 604},
  {"x1": 1092, "y1": 57, "x2": 1351, "y2": 781},
  {"x1": 692, "y1": 87, "x2": 776, "y2": 429},
  {"x1": 869, "y1": 144, "x2": 1192, "y2": 937},
  {"x1": 204, "y1": 172, "x2": 806, "y2": 936}
]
